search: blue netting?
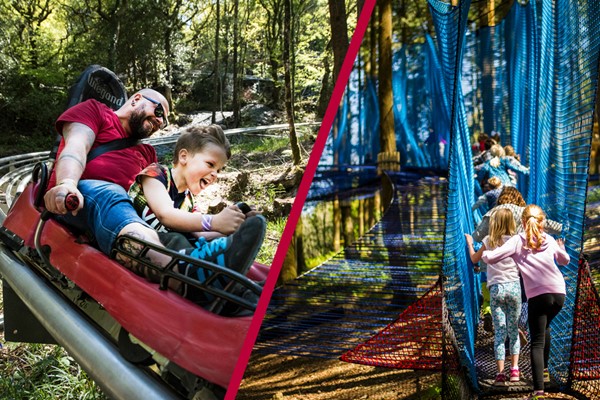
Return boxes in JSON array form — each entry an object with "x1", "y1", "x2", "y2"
[
  {"x1": 505, "y1": 2, "x2": 539, "y2": 196},
  {"x1": 526, "y1": 0, "x2": 600, "y2": 387},
  {"x1": 427, "y1": 0, "x2": 480, "y2": 389},
  {"x1": 249, "y1": 0, "x2": 600, "y2": 397},
  {"x1": 323, "y1": 40, "x2": 452, "y2": 169},
  {"x1": 255, "y1": 171, "x2": 447, "y2": 358},
  {"x1": 322, "y1": 60, "x2": 381, "y2": 166}
]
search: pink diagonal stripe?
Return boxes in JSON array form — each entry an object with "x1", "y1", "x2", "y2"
[{"x1": 225, "y1": 1, "x2": 377, "y2": 398}]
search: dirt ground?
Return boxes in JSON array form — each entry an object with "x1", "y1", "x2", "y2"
[
  {"x1": 237, "y1": 353, "x2": 441, "y2": 400},
  {"x1": 236, "y1": 352, "x2": 582, "y2": 400}
]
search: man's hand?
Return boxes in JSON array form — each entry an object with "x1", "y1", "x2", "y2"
[{"x1": 43, "y1": 179, "x2": 84, "y2": 215}]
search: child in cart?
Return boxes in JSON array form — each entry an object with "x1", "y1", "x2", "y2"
[{"x1": 128, "y1": 124, "x2": 266, "y2": 304}]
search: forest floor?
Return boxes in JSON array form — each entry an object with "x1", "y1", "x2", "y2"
[
  {"x1": 237, "y1": 353, "x2": 581, "y2": 400},
  {"x1": 238, "y1": 353, "x2": 442, "y2": 399}
]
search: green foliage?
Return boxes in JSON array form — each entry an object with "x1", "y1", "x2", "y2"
[
  {"x1": 258, "y1": 217, "x2": 288, "y2": 264},
  {"x1": 588, "y1": 185, "x2": 600, "y2": 203},
  {"x1": 0, "y1": 68, "x2": 67, "y2": 148},
  {"x1": 0, "y1": 0, "x2": 339, "y2": 146},
  {"x1": 0, "y1": 343, "x2": 107, "y2": 400},
  {"x1": 230, "y1": 135, "x2": 289, "y2": 156}
]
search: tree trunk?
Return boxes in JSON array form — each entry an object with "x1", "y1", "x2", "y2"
[
  {"x1": 212, "y1": 0, "x2": 221, "y2": 124},
  {"x1": 341, "y1": 201, "x2": 354, "y2": 259},
  {"x1": 333, "y1": 198, "x2": 341, "y2": 252},
  {"x1": 316, "y1": 56, "x2": 331, "y2": 118},
  {"x1": 369, "y1": 6, "x2": 377, "y2": 77},
  {"x1": 377, "y1": 0, "x2": 399, "y2": 173},
  {"x1": 284, "y1": 0, "x2": 301, "y2": 165},
  {"x1": 232, "y1": 0, "x2": 241, "y2": 127},
  {"x1": 327, "y1": 0, "x2": 349, "y2": 82}
]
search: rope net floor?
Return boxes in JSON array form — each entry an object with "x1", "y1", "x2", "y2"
[{"x1": 254, "y1": 169, "x2": 447, "y2": 359}]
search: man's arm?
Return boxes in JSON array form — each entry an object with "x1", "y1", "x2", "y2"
[{"x1": 43, "y1": 122, "x2": 95, "y2": 214}]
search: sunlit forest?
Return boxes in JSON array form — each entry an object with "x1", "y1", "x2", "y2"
[{"x1": 0, "y1": 0, "x2": 360, "y2": 156}]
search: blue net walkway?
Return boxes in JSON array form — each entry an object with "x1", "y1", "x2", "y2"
[{"x1": 255, "y1": 169, "x2": 447, "y2": 358}]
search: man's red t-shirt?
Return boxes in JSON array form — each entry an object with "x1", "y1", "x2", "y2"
[{"x1": 49, "y1": 99, "x2": 157, "y2": 191}]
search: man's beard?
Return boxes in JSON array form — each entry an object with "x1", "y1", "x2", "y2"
[{"x1": 128, "y1": 110, "x2": 154, "y2": 140}]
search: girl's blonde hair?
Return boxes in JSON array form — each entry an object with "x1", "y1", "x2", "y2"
[
  {"x1": 504, "y1": 145, "x2": 516, "y2": 157},
  {"x1": 489, "y1": 144, "x2": 505, "y2": 168},
  {"x1": 522, "y1": 204, "x2": 546, "y2": 250},
  {"x1": 504, "y1": 145, "x2": 521, "y2": 161},
  {"x1": 488, "y1": 208, "x2": 516, "y2": 248},
  {"x1": 488, "y1": 176, "x2": 502, "y2": 189}
]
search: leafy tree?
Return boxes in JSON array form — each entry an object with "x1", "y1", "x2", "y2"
[
  {"x1": 0, "y1": 0, "x2": 357, "y2": 156},
  {"x1": 257, "y1": 0, "x2": 284, "y2": 108},
  {"x1": 283, "y1": 0, "x2": 300, "y2": 166}
]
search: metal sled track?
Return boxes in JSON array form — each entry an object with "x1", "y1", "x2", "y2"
[{"x1": 0, "y1": 245, "x2": 180, "y2": 400}]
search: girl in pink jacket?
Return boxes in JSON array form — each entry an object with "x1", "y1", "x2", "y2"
[{"x1": 482, "y1": 204, "x2": 569, "y2": 400}]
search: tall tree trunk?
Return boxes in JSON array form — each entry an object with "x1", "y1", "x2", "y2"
[
  {"x1": 232, "y1": 0, "x2": 241, "y2": 127},
  {"x1": 369, "y1": 6, "x2": 377, "y2": 77},
  {"x1": 327, "y1": 0, "x2": 348, "y2": 167},
  {"x1": 212, "y1": 0, "x2": 221, "y2": 124},
  {"x1": 284, "y1": 0, "x2": 301, "y2": 165},
  {"x1": 341, "y1": 201, "x2": 354, "y2": 259},
  {"x1": 333, "y1": 198, "x2": 341, "y2": 252},
  {"x1": 316, "y1": 56, "x2": 331, "y2": 118},
  {"x1": 164, "y1": 28, "x2": 174, "y2": 111},
  {"x1": 377, "y1": 0, "x2": 399, "y2": 173},
  {"x1": 327, "y1": 0, "x2": 349, "y2": 83}
]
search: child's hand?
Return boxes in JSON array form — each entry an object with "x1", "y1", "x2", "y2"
[
  {"x1": 211, "y1": 206, "x2": 245, "y2": 234},
  {"x1": 235, "y1": 202, "x2": 262, "y2": 218},
  {"x1": 557, "y1": 238, "x2": 566, "y2": 248},
  {"x1": 464, "y1": 233, "x2": 474, "y2": 247},
  {"x1": 245, "y1": 205, "x2": 262, "y2": 218}
]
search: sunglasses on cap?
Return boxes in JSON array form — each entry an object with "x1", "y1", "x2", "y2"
[{"x1": 142, "y1": 95, "x2": 168, "y2": 128}]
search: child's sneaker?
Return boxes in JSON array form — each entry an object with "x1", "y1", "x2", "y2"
[
  {"x1": 189, "y1": 215, "x2": 266, "y2": 275},
  {"x1": 523, "y1": 391, "x2": 545, "y2": 400},
  {"x1": 180, "y1": 215, "x2": 266, "y2": 304},
  {"x1": 509, "y1": 367, "x2": 520, "y2": 382},
  {"x1": 543, "y1": 368, "x2": 550, "y2": 383},
  {"x1": 494, "y1": 373, "x2": 507, "y2": 386}
]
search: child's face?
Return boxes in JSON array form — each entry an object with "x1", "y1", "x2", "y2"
[{"x1": 181, "y1": 143, "x2": 228, "y2": 195}]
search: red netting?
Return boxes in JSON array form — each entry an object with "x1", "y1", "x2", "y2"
[
  {"x1": 340, "y1": 279, "x2": 456, "y2": 371},
  {"x1": 569, "y1": 258, "x2": 600, "y2": 382}
]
